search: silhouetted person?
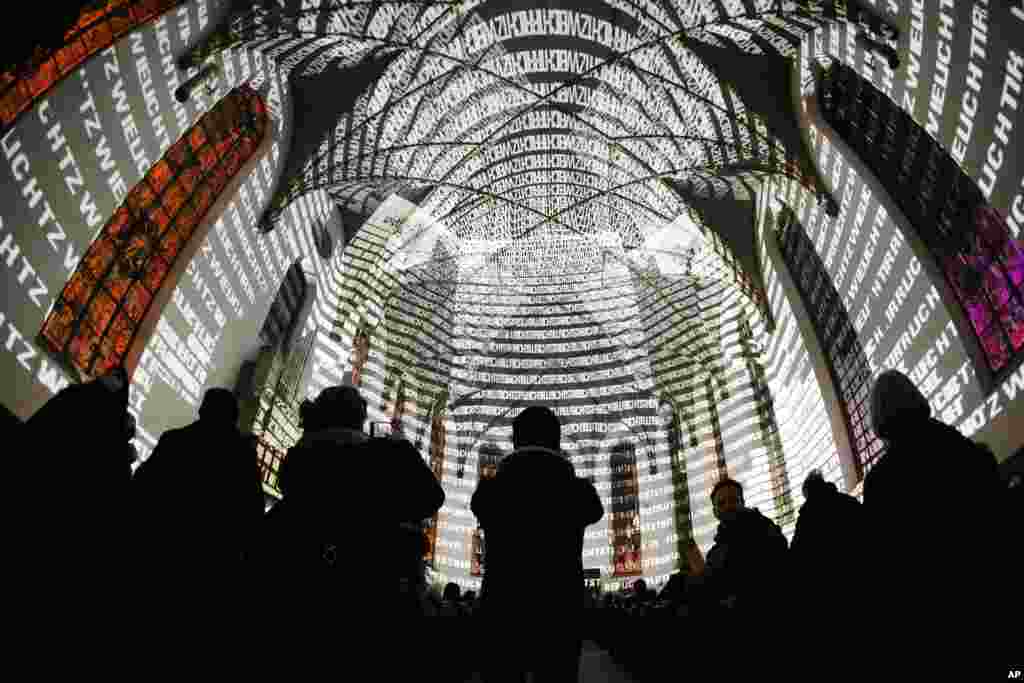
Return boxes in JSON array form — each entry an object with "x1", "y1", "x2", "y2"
[
  {"x1": 21, "y1": 365, "x2": 131, "y2": 584},
  {"x1": 262, "y1": 386, "x2": 443, "y2": 615},
  {"x1": 658, "y1": 570, "x2": 686, "y2": 604},
  {"x1": 442, "y1": 582, "x2": 461, "y2": 602},
  {"x1": 1, "y1": 401, "x2": 21, "y2": 437},
  {"x1": 131, "y1": 388, "x2": 263, "y2": 578},
  {"x1": 865, "y1": 370, "x2": 1006, "y2": 621},
  {"x1": 631, "y1": 579, "x2": 652, "y2": 608},
  {"x1": 686, "y1": 478, "x2": 789, "y2": 619},
  {"x1": 471, "y1": 406, "x2": 603, "y2": 682},
  {"x1": 790, "y1": 469, "x2": 864, "y2": 616}
]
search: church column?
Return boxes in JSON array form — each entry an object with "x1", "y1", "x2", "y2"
[
  {"x1": 739, "y1": 318, "x2": 795, "y2": 527},
  {"x1": 662, "y1": 397, "x2": 694, "y2": 572},
  {"x1": 704, "y1": 375, "x2": 728, "y2": 484}
]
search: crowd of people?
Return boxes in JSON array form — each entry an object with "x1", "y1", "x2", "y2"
[{"x1": 9, "y1": 365, "x2": 1021, "y2": 677}]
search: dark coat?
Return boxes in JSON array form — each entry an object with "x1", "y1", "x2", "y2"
[
  {"x1": 262, "y1": 430, "x2": 444, "y2": 595},
  {"x1": 698, "y1": 507, "x2": 789, "y2": 616},
  {"x1": 658, "y1": 571, "x2": 686, "y2": 604},
  {"x1": 863, "y1": 417, "x2": 1005, "y2": 618},
  {"x1": 131, "y1": 419, "x2": 263, "y2": 573},
  {"x1": 790, "y1": 481, "x2": 865, "y2": 607},
  {"x1": 21, "y1": 379, "x2": 130, "y2": 578},
  {"x1": 470, "y1": 446, "x2": 603, "y2": 614}
]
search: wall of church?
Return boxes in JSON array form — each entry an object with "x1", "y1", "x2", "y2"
[
  {"x1": 756, "y1": 184, "x2": 848, "y2": 503},
  {"x1": 787, "y1": 8, "x2": 1024, "y2": 463},
  {"x1": 0, "y1": 0, "x2": 347, "y2": 461}
]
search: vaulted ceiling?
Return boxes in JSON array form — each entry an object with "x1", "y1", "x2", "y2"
[{"x1": 206, "y1": 0, "x2": 846, "y2": 314}]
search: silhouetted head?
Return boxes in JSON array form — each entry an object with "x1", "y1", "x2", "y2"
[
  {"x1": 870, "y1": 369, "x2": 930, "y2": 440},
  {"x1": 97, "y1": 365, "x2": 130, "y2": 422},
  {"x1": 633, "y1": 579, "x2": 647, "y2": 595},
  {"x1": 711, "y1": 477, "x2": 744, "y2": 523},
  {"x1": 463, "y1": 590, "x2": 476, "y2": 603},
  {"x1": 802, "y1": 469, "x2": 833, "y2": 500},
  {"x1": 198, "y1": 388, "x2": 239, "y2": 426},
  {"x1": 442, "y1": 582, "x2": 461, "y2": 602},
  {"x1": 98, "y1": 365, "x2": 129, "y2": 395},
  {"x1": 315, "y1": 386, "x2": 367, "y2": 431},
  {"x1": 513, "y1": 405, "x2": 561, "y2": 451}
]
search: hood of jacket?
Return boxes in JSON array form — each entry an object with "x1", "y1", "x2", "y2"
[{"x1": 870, "y1": 369, "x2": 931, "y2": 440}]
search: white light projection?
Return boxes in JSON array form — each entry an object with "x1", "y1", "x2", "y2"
[
  {"x1": 322, "y1": 190, "x2": 790, "y2": 586},
  {"x1": 231, "y1": 1, "x2": 853, "y2": 587},
  {"x1": 247, "y1": 1, "x2": 826, "y2": 257}
]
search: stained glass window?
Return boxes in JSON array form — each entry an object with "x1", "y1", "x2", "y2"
[
  {"x1": 820, "y1": 62, "x2": 1024, "y2": 379},
  {"x1": 255, "y1": 435, "x2": 286, "y2": 493},
  {"x1": 610, "y1": 441, "x2": 642, "y2": 577},
  {"x1": 39, "y1": 85, "x2": 267, "y2": 380},
  {"x1": 1, "y1": 1, "x2": 186, "y2": 129}
]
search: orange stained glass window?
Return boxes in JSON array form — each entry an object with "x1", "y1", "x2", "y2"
[
  {"x1": 39, "y1": 85, "x2": 268, "y2": 380},
  {"x1": 1, "y1": 1, "x2": 186, "y2": 130}
]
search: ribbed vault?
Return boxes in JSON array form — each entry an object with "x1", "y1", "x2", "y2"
[
  {"x1": 184, "y1": 1, "x2": 847, "y2": 325},
  {"x1": 181, "y1": 0, "x2": 879, "y2": 581}
]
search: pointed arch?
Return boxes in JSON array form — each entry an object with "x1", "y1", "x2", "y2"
[
  {"x1": 772, "y1": 199, "x2": 880, "y2": 481},
  {"x1": 247, "y1": 260, "x2": 315, "y2": 491}
]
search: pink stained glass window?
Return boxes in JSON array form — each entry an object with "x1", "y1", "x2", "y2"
[{"x1": 821, "y1": 62, "x2": 1024, "y2": 378}]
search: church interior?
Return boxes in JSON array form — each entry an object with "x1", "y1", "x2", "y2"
[{"x1": 1, "y1": 0, "x2": 1021, "y2": 656}]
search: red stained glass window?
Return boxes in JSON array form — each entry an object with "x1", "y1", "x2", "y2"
[
  {"x1": 123, "y1": 284, "x2": 152, "y2": 322},
  {"x1": 1, "y1": 1, "x2": 186, "y2": 130},
  {"x1": 148, "y1": 161, "x2": 173, "y2": 195},
  {"x1": 38, "y1": 85, "x2": 267, "y2": 380}
]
